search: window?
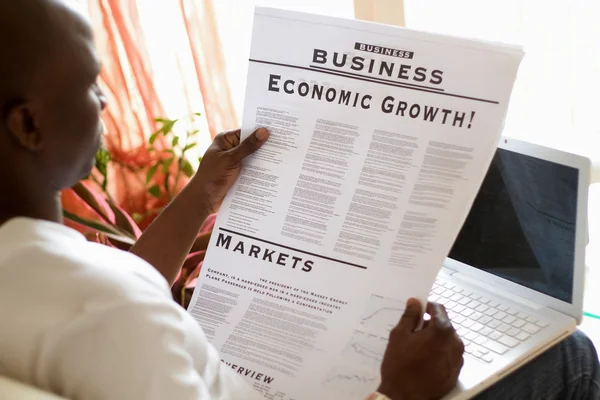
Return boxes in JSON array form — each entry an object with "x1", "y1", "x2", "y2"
[{"x1": 404, "y1": 0, "x2": 600, "y2": 162}]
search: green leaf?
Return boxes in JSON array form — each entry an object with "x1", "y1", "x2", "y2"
[
  {"x1": 148, "y1": 184, "x2": 161, "y2": 198},
  {"x1": 161, "y1": 119, "x2": 178, "y2": 135},
  {"x1": 148, "y1": 147, "x2": 156, "y2": 152},
  {"x1": 164, "y1": 172, "x2": 171, "y2": 193},
  {"x1": 162, "y1": 157, "x2": 174, "y2": 173},
  {"x1": 194, "y1": 112, "x2": 202, "y2": 117},
  {"x1": 154, "y1": 118, "x2": 167, "y2": 123},
  {"x1": 183, "y1": 143, "x2": 197, "y2": 152},
  {"x1": 62, "y1": 210, "x2": 135, "y2": 245},
  {"x1": 172, "y1": 136, "x2": 179, "y2": 147},
  {"x1": 187, "y1": 129, "x2": 200, "y2": 137},
  {"x1": 149, "y1": 132, "x2": 160, "y2": 145},
  {"x1": 198, "y1": 156, "x2": 203, "y2": 164},
  {"x1": 180, "y1": 158, "x2": 195, "y2": 178},
  {"x1": 146, "y1": 164, "x2": 159, "y2": 184},
  {"x1": 132, "y1": 212, "x2": 143, "y2": 223},
  {"x1": 164, "y1": 149, "x2": 175, "y2": 155}
]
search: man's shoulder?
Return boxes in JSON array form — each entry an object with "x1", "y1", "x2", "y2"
[{"x1": 0, "y1": 234, "x2": 172, "y2": 303}]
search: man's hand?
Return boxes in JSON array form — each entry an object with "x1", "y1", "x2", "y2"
[
  {"x1": 193, "y1": 127, "x2": 269, "y2": 212},
  {"x1": 130, "y1": 127, "x2": 268, "y2": 285},
  {"x1": 377, "y1": 298, "x2": 464, "y2": 400}
]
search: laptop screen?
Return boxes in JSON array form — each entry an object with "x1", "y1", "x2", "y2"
[{"x1": 448, "y1": 147, "x2": 579, "y2": 303}]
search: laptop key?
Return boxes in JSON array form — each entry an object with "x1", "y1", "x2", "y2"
[
  {"x1": 488, "y1": 320, "x2": 501, "y2": 329},
  {"x1": 489, "y1": 331, "x2": 502, "y2": 340},
  {"x1": 433, "y1": 286, "x2": 445, "y2": 295},
  {"x1": 476, "y1": 304, "x2": 489, "y2": 313},
  {"x1": 467, "y1": 300, "x2": 481, "y2": 308},
  {"x1": 497, "y1": 304, "x2": 508, "y2": 312},
  {"x1": 523, "y1": 323, "x2": 541, "y2": 334},
  {"x1": 471, "y1": 323, "x2": 484, "y2": 332},
  {"x1": 453, "y1": 305, "x2": 466, "y2": 314},
  {"x1": 462, "y1": 319, "x2": 475, "y2": 328},
  {"x1": 506, "y1": 308, "x2": 518, "y2": 316},
  {"x1": 526, "y1": 316, "x2": 538, "y2": 324},
  {"x1": 452, "y1": 315, "x2": 466, "y2": 325},
  {"x1": 480, "y1": 327, "x2": 493, "y2": 336},
  {"x1": 511, "y1": 319, "x2": 526, "y2": 328},
  {"x1": 471, "y1": 312, "x2": 483, "y2": 321},
  {"x1": 502, "y1": 315, "x2": 516, "y2": 324},
  {"x1": 484, "y1": 308, "x2": 498, "y2": 317},
  {"x1": 494, "y1": 311, "x2": 508, "y2": 320},
  {"x1": 488, "y1": 300, "x2": 499, "y2": 308},
  {"x1": 517, "y1": 312, "x2": 529, "y2": 320},
  {"x1": 459, "y1": 297, "x2": 471, "y2": 306},
  {"x1": 465, "y1": 331, "x2": 478, "y2": 341},
  {"x1": 515, "y1": 332, "x2": 530, "y2": 341},
  {"x1": 536, "y1": 320, "x2": 549, "y2": 328},
  {"x1": 461, "y1": 309, "x2": 474, "y2": 317},
  {"x1": 498, "y1": 335, "x2": 519, "y2": 348},
  {"x1": 483, "y1": 340, "x2": 509, "y2": 355},
  {"x1": 482, "y1": 354, "x2": 494, "y2": 363},
  {"x1": 474, "y1": 336, "x2": 487, "y2": 345},
  {"x1": 496, "y1": 323, "x2": 510, "y2": 333},
  {"x1": 505, "y1": 327, "x2": 520, "y2": 337},
  {"x1": 457, "y1": 327, "x2": 469, "y2": 336},
  {"x1": 450, "y1": 293, "x2": 462, "y2": 301},
  {"x1": 478, "y1": 315, "x2": 492, "y2": 325}
]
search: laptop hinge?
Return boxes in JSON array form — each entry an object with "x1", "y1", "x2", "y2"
[{"x1": 452, "y1": 272, "x2": 543, "y2": 310}]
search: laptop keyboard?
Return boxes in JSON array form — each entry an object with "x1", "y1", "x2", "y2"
[{"x1": 429, "y1": 278, "x2": 550, "y2": 363}]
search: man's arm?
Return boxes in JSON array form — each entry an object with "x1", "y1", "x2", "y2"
[
  {"x1": 130, "y1": 128, "x2": 269, "y2": 286},
  {"x1": 45, "y1": 298, "x2": 262, "y2": 400}
]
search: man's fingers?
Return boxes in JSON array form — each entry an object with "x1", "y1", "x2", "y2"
[
  {"x1": 395, "y1": 298, "x2": 423, "y2": 333},
  {"x1": 425, "y1": 302, "x2": 453, "y2": 330},
  {"x1": 229, "y1": 128, "x2": 269, "y2": 162},
  {"x1": 216, "y1": 129, "x2": 241, "y2": 148}
]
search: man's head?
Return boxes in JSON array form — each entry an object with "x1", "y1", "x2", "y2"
[{"x1": 0, "y1": 0, "x2": 107, "y2": 192}]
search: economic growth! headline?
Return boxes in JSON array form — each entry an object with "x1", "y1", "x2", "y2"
[{"x1": 266, "y1": 47, "x2": 478, "y2": 129}]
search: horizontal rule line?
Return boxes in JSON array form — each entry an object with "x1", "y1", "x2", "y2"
[
  {"x1": 249, "y1": 58, "x2": 500, "y2": 104},
  {"x1": 219, "y1": 227, "x2": 368, "y2": 270},
  {"x1": 310, "y1": 65, "x2": 444, "y2": 91}
]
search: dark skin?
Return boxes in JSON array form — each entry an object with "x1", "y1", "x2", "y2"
[
  {"x1": 379, "y1": 299, "x2": 465, "y2": 400},
  {"x1": 0, "y1": 1, "x2": 464, "y2": 398}
]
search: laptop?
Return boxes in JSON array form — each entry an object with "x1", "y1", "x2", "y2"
[{"x1": 433, "y1": 136, "x2": 590, "y2": 399}]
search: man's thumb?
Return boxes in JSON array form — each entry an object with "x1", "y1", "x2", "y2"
[
  {"x1": 396, "y1": 298, "x2": 423, "y2": 333},
  {"x1": 231, "y1": 128, "x2": 269, "y2": 161}
]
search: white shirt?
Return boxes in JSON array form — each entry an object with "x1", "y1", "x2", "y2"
[{"x1": 0, "y1": 217, "x2": 261, "y2": 400}]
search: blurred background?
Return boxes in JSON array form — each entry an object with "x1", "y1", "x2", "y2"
[{"x1": 63, "y1": 0, "x2": 600, "y2": 328}]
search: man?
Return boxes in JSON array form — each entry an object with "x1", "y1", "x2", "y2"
[{"x1": 0, "y1": 1, "x2": 597, "y2": 399}]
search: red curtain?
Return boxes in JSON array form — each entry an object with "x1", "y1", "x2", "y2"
[{"x1": 63, "y1": 0, "x2": 236, "y2": 230}]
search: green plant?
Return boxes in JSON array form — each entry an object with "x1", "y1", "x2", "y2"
[
  {"x1": 61, "y1": 113, "x2": 212, "y2": 308},
  {"x1": 145, "y1": 113, "x2": 202, "y2": 201}
]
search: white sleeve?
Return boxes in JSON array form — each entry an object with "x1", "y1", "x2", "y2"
[{"x1": 38, "y1": 299, "x2": 262, "y2": 400}]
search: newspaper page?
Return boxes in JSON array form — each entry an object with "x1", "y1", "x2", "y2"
[{"x1": 188, "y1": 7, "x2": 523, "y2": 399}]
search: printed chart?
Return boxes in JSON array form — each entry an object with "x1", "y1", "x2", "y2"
[
  {"x1": 322, "y1": 365, "x2": 378, "y2": 398},
  {"x1": 360, "y1": 294, "x2": 406, "y2": 333},
  {"x1": 341, "y1": 330, "x2": 387, "y2": 368}
]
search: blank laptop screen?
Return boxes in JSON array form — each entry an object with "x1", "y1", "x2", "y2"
[{"x1": 448, "y1": 147, "x2": 579, "y2": 303}]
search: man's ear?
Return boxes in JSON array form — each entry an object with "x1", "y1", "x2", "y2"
[{"x1": 5, "y1": 103, "x2": 43, "y2": 151}]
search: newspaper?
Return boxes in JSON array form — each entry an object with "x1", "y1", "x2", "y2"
[{"x1": 188, "y1": 7, "x2": 523, "y2": 399}]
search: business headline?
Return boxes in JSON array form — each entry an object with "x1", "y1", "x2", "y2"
[{"x1": 265, "y1": 48, "x2": 477, "y2": 130}]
